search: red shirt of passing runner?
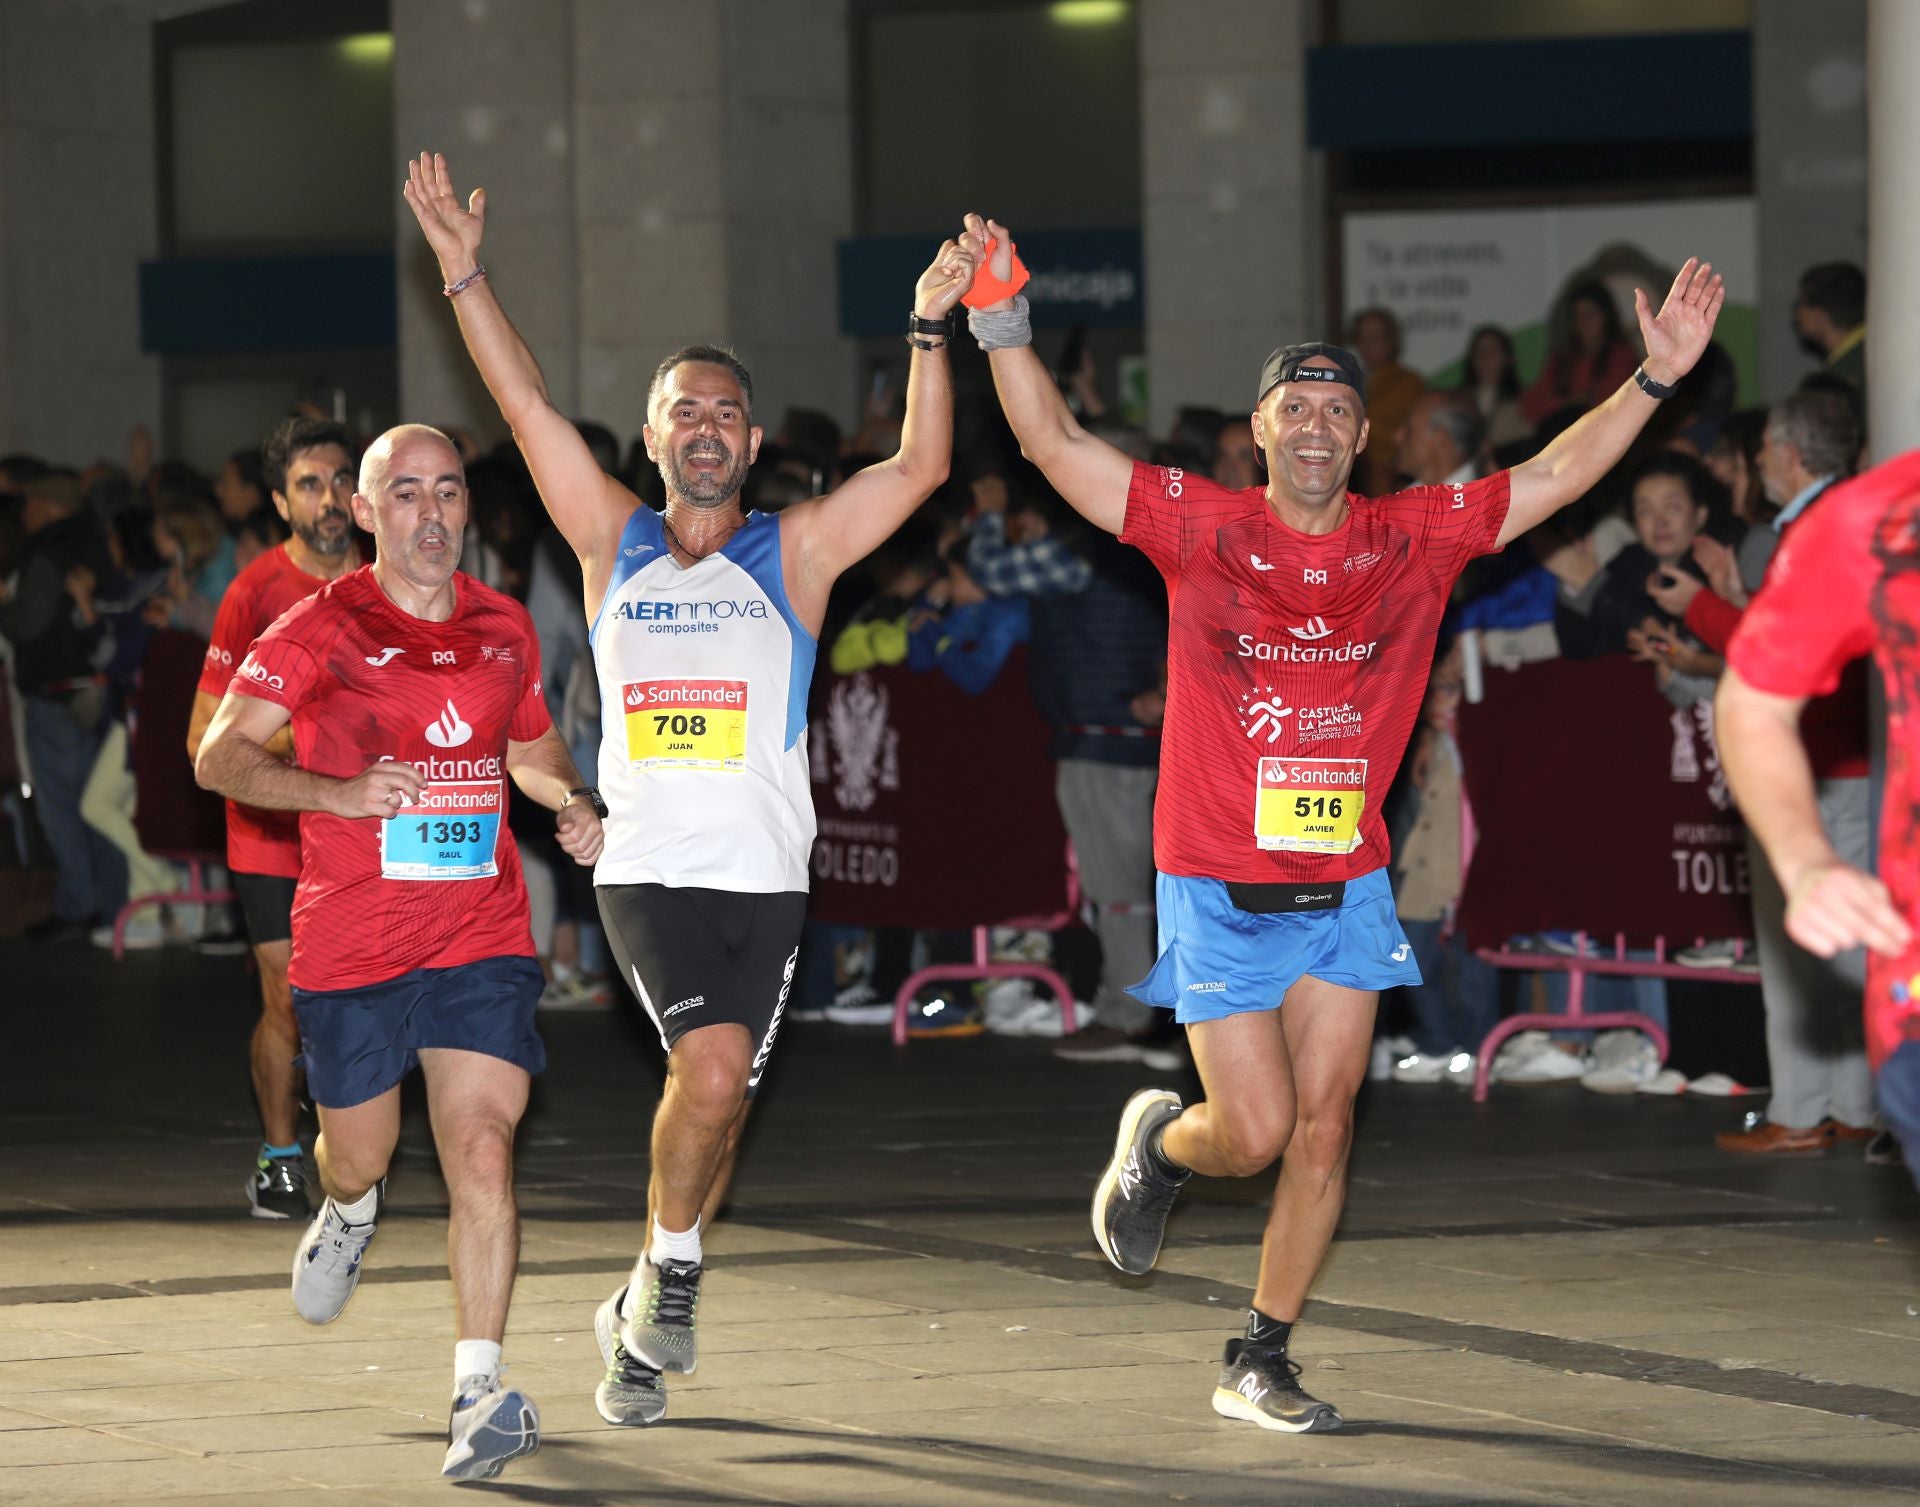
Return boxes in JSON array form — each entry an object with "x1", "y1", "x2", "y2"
[
  {"x1": 197, "y1": 544, "x2": 362, "y2": 877},
  {"x1": 1121, "y1": 460, "x2": 1509, "y2": 883},
  {"x1": 228, "y1": 566, "x2": 550, "y2": 992},
  {"x1": 1728, "y1": 449, "x2": 1920, "y2": 1069}
]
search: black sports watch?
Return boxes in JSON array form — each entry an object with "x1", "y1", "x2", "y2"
[
  {"x1": 1632, "y1": 365, "x2": 1678, "y2": 400},
  {"x1": 565, "y1": 785, "x2": 608, "y2": 819},
  {"x1": 907, "y1": 310, "x2": 952, "y2": 350}
]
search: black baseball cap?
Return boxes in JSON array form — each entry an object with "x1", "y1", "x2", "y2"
[{"x1": 1256, "y1": 343, "x2": 1367, "y2": 408}]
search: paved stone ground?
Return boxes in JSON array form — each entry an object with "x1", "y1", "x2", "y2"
[{"x1": 2, "y1": 944, "x2": 1918, "y2": 1504}]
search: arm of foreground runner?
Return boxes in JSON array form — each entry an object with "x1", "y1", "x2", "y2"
[
  {"x1": 402, "y1": 151, "x2": 635, "y2": 585},
  {"x1": 958, "y1": 213, "x2": 1132, "y2": 536},
  {"x1": 779, "y1": 238, "x2": 973, "y2": 621},
  {"x1": 196, "y1": 692, "x2": 425, "y2": 817},
  {"x1": 1716, "y1": 667, "x2": 1910, "y2": 958},
  {"x1": 506, "y1": 725, "x2": 603, "y2": 866},
  {"x1": 1500, "y1": 258, "x2": 1725, "y2": 548}
]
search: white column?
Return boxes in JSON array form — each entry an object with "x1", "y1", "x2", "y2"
[{"x1": 1866, "y1": 0, "x2": 1920, "y2": 458}]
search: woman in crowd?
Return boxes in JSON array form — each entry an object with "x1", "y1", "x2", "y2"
[
  {"x1": 1456, "y1": 324, "x2": 1530, "y2": 451},
  {"x1": 1521, "y1": 280, "x2": 1639, "y2": 424}
]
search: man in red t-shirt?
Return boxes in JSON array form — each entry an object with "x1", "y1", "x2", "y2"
[
  {"x1": 196, "y1": 425, "x2": 603, "y2": 1482},
  {"x1": 187, "y1": 416, "x2": 361, "y2": 1220},
  {"x1": 1718, "y1": 448, "x2": 1920, "y2": 1192},
  {"x1": 959, "y1": 212, "x2": 1725, "y2": 1432}
]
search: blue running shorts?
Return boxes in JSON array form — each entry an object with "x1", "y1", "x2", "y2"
[
  {"x1": 1129, "y1": 868, "x2": 1422, "y2": 1025},
  {"x1": 292, "y1": 955, "x2": 546, "y2": 1109}
]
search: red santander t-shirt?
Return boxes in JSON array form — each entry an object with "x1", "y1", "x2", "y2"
[
  {"x1": 197, "y1": 544, "x2": 361, "y2": 878},
  {"x1": 1727, "y1": 449, "x2": 1920, "y2": 1070},
  {"x1": 227, "y1": 567, "x2": 551, "y2": 992},
  {"x1": 1121, "y1": 461, "x2": 1510, "y2": 883}
]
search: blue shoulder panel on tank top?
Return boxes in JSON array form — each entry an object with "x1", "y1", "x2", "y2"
[
  {"x1": 721, "y1": 513, "x2": 817, "y2": 751},
  {"x1": 588, "y1": 508, "x2": 667, "y2": 649}
]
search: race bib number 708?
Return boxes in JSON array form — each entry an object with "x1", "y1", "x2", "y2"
[{"x1": 622, "y1": 677, "x2": 748, "y2": 771}]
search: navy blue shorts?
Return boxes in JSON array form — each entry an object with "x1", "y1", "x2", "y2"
[
  {"x1": 292, "y1": 955, "x2": 546, "y2": 1110},
  {"x1": 1130, "y1": 868, "x2": 1421, "y2": 1025}
]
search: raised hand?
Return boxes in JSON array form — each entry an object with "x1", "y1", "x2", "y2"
[
  {"x1": 957, "y1": 213, "x2": 1016, "y2": 310},
  {"x1": 915, "y1": 237, "x2": 977, "y2": 321},
  {"x1": 1645, "y1": 565, "x2": 1701, "y2": 618},
  {"x1": 402, "y1": 151, "x2": 485, "y2": 278},
  {"x1": 1635, "y1": 257, "x2": 1725, "y2": 384}
]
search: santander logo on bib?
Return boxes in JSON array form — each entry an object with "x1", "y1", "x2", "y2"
[{"x1": 424, "y1": 700, "x2": 473, "y2": 749}]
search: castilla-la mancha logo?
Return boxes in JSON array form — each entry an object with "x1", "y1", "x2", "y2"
[{"x1": 424, "y1": 700, "x2": 473, "y2": 750}]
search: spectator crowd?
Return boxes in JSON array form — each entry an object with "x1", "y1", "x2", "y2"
[{"x1": 0, "y1": 255, "x2": 1897, "y2": 1166}]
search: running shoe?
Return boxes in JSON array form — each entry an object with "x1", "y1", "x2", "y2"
[
  {"x1": 1212, "y1": 1338, "x2": 1344, "y2": 1433},
  {"x1": 1092, "y1": 1087, "x2": 1188, "y2": 1275},
  {"x1": 594, "y1": 1287, "x2": 667, "y2": 1425},
  {"x1": 290, "y1": 1190, "x2": 378, "y2": 1324},
  {"x1": 620, "y1": 1254, "x2": 702, "y2": 1375},
  {"x1": 247, "y1": 1151, "x2": 311, "y2": 1220},
  {"x1": 441, "y1": 1376, "x2": 540, "y2": 1479},
  {"x1": 1579, "y1": 1030, "x2": 1661, "y2": 1094},
  {"x1": 1391, "y1": 1048, "x2": 1474, "y2": 1086},
  {"x1": 1491, "y1": 1031, "x2": 1588, "y2": 1083}
]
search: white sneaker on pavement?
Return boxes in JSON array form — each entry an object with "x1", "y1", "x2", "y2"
[
  {"x1": 1580, "y1": 1030, "x2": 1661, "y2": 1093},
  {"x1": 1492, "y1": 1031, "x2": 1589, "y2": 1083},
  {"x1": 1392, "y1": 1049, "x2": 1475, "y2": 1087}
]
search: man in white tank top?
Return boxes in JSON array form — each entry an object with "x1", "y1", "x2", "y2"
[{"x1": 406, "y1": 152, "x2": 972, "y2": 1428}]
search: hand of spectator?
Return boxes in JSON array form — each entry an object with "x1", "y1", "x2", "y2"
[
  {"x1": 555, "y1": 799, "x2": 604, "y2": 867},
  {"x1": 1537, "y1": 531, "x2": 1599, "y2": 591},
  {"x1": 64, "y1": 564, "x2": 96, "y2": 621},
  {"x1": 1786, "y1": 859, "x2": 1912, "y2": 959},
  {"x1": 914, "y1": 237, "x2": 976, "y2": 322},
  {"x1": 1645, "y1": 565, "x2": 1701, "y2": 617},
  {"x1": 1130, "y1": 688, "x2": 1165, "y2": 729},
  {"x1": 328, "y1": 760, "x2": 427, "y2": 821},
  {"x1": 1634, "y1": 256, "x2": 1725, "y2": 385},
  {"x1": 1007, "y1": 509, "x2": 1048, "y2": 545},
  {"x1": 957, "y1": 213, "x2": 1016, "y2": 312},
  {"x1": 1691, "y1": 534, "x2": 1746, "y2": 606},
  {"x1": 403, "y1": 151, "x2": 486, "y2": 280}
]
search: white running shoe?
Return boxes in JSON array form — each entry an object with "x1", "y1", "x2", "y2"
[
  {"x1": 1635, "y1": 1068, "x2": 1690, "y2": 1096},
  {"x1": 823, "y1": 983, "x2": 894, "y2": 1025},
  {"x1": 1391, "y1": 1048, "x2": 1474, "y2": 1086},
  {"x1": 1492, "y1": 1031, "x2": 1588, "y2": 1083},
  {"x1": 1580, "y1": 1030, "x2": 1661, "y2": 1094},
  {"x1": 1687, "y1": 1072, "x2": 1764, "y2": 1097},
  {"x1": 593, "y1": 1287, "x2": 667, "y2": 1426},
  {"x1": 1674, "y1": 939, "x2": 1761, "y2": 975},
  {"x1": 290, "y1": 1193, "x2": 378, "y2": 1324},
  {"x1": 987, "y1": 991, "x2": 1080, "y2": 1038},
  {"x1": 441, "y1": 1377, "x2": 539, "y2": 1479}
]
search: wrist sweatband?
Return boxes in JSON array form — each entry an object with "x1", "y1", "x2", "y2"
[
  {"x1": 969, "y1": 295, "x2": 1033, "y2": 351},
  {"x1": 961, "y1": 238, "x2": 1031, "y2": 309}
]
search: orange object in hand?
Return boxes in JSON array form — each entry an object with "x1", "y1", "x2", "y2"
[{"x1": 961, "y1": 238, "x2": 1031, "y2": 309}]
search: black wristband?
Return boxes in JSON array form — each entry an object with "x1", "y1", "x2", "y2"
[
  {"x1": 1633, "y1": 365, "x2": 1678, "y2": 400},
  {"x1": 565, "y1": 785, "x2": 608, "y2": 819},
  {"x1": 908, "y1": 311, "x2": 952, "y2": 337}
]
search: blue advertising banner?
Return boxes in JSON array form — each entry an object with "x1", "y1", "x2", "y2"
[{"x1": 837, "y1": 227, "x2": 1141, "y2": 337}]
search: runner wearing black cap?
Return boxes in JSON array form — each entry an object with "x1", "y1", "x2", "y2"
[{"x1": 958, "y1": 212, "x2": 1724, "y2": 1431}]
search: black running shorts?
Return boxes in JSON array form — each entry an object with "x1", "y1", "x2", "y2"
[
  {"x1": 233, "y1": 870, "x2": 297, "y2": 947},
  {"x1": 597, "y1": 883, "x2": 805, "y2": 1097}
]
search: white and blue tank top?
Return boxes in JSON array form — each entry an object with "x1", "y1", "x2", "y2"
[{"x1": 588, "y1": 508, "x2": 817, "y2": 892}]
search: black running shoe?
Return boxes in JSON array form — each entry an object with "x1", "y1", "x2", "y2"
[
  {"x1": 247, "y1": 1153, "x2": 311, "y2": 1221},
  {"x1": 1212, "y1": 1338, "x2": 1344, "y2": 1432},
  {"x1": 1092, "y1": 1087, "x2": 1189, "y2": 1274}
]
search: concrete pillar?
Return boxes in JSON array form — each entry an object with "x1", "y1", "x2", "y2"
[
  {"x1": 1138, "y1": 0, "x2": 1317, "y2": 437},
  {"x1": 393, "y1": 0, "x2": 579, "y2": 440},
  {"x1": 1750, "y1": 0, "x2": 1867, "y2": 403},
  {"x1": 396, "y1": 0, "x2": 854, "y2": 447},
  {"x1": 0, "y1": 0, "x2": 159, "y2": 463},
  {"x1": 1866, "y1": 0, "x2": 1920, "y2": 458}
]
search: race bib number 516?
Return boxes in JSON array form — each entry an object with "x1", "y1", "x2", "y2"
[
  {"x1": 623, "y1": 677, "x2": 748, "y2": 771},
  {"x1": 1254, "y1": 756, "x2": 1367, "y2": 854}
]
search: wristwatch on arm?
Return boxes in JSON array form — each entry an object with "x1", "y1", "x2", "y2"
[{"x1": 564, "y1": 785, "x2": 608, "y2": 819}]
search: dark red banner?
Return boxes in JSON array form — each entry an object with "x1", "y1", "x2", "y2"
[
  {"x1": 1457, "y1": 655, "x2": 1751, "y2": 948},
  {"x1": 808, "y1": 650, "x2": 1068, "y2": 929}
]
